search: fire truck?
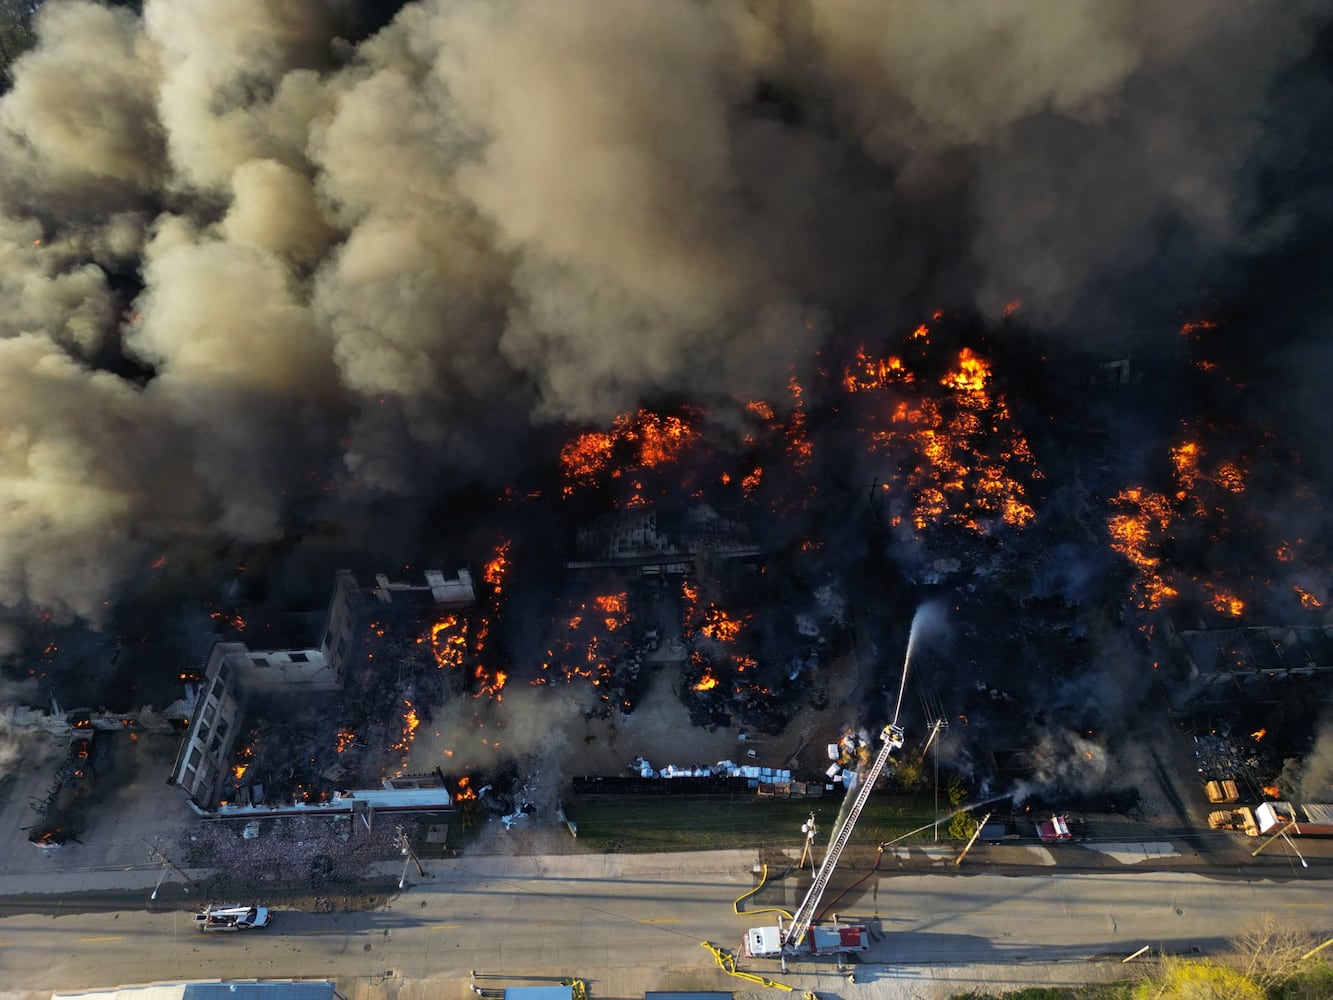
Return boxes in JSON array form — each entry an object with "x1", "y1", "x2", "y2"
[
  {"x1": 193, "y1": 904, "x2": 272, "y2": 932},
  {"x1": 743, "y1": 723, "x2": 904, "y2": 963}
]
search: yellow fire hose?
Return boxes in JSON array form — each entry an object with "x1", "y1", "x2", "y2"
[
  {"x1": 700, "y1": 941, "x2": 816, "y2": 1000},
  {"x1": 732, "y1": 863, "x2": 795, "y2": 919}
]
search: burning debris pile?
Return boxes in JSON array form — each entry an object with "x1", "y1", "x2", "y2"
[
  {"x1": 26, "y1": 730, "x2": 100, "y2": 846},
  {"x1": 1193, "y1": 727, "x2": 1276, "y2": 800}
]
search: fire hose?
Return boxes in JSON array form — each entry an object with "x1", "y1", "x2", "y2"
[
  {"x1": 813, "y1": 845, "x2": 885, "y2": 925},
  {"x1": 700, "y1": 941, "x2": 816, "y2": 1000},
  {"x1": 732, "y1": 862, "x2": 795, "y2": 920}
]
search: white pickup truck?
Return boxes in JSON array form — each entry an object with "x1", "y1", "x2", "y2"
[{"x1": 193, "y1": 904, "x2": 272, "y2": 932}]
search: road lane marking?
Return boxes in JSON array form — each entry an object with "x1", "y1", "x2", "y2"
[
  {"x1": 430, "y1": 924, "x2": 463, "y2": 929},
  {"x1": 79, "y1": 936, "x2": 124, "y2": 943}
]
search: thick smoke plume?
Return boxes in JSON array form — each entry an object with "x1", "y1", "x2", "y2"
[{"x1": 0, "y1": 0, "x2": 1329, "y2": 660}]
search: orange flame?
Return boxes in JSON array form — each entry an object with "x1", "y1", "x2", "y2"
[
  {"x1": 1107, "y1": 488, "x2": 1178, "y2": 609},
  {"x1": 850, "y1": 329, "x2": 1039, "y2": 535},
  {"x1": 483, "y1": 541, "x2": 511, "y2": 591},
  {"x1": 429, "y1": 614, "x2": 467, "y2": 669},
  {"x1": 559, "y1": 408, "x2": 701, "y2": 498},
  {"x1": 1294, "y1": 585, "x2": 1323, "y2": 610},
  {"x1": 1251, "y1": 728, "x2": 1267, "y2": 741},
  {"x1": 391, "y1": 700, "x2": 420, "y2": 753},
  {"x1": 693, "y1": 669, "x2": 718, "y2": 692},
  {"x1": 1208, "y1": 588, "x2": 1245, "y2": 618}
]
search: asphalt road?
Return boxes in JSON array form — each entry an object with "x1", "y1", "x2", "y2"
[{"x1": 1, "y1": 852, "x2": 1331, "y2": 998}]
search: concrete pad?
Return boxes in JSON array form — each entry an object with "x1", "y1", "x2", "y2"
[{"x1": 1087, "y1": 842, "x2": 1181, "y2": 864}]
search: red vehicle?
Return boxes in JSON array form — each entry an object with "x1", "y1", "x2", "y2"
[{"x1": 1037, "y1": 815, "x2": 1072, "y2": 842}]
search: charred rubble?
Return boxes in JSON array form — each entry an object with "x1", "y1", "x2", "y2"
[{"x1": 6, "y1": 311, "x2": 1333, "y2": 842}]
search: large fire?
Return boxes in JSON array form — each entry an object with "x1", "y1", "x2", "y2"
[
  {"x1": 560, "y1": 408, "x2": 701, "y2": 499},
  {"x1": 848, "y1": 330, "x2": 1040, "y2": 534},
  {"x1": 428, "y1": 613, "x2": 468, "y2": 670},
  {"x1": 536, "y1": 590, "x2": 632, "y2": 701},
  {"x1": 454, "y1": 775, "x2": 478, "y2": 801},
  {"x1": 393, "y1": 701, "x2": 420, "y2": 753}
]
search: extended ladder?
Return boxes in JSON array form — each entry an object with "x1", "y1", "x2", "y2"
[{"x1": 782, "y1": 723, "x2": 904, "y2": 949}]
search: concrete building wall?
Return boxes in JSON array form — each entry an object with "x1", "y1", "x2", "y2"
[
  {"x1": 233, "y1": 645, "x2": 338, "y2": 692},
  {"x1": 169, "y1": 646, "x2": 243, "y2": 810}
]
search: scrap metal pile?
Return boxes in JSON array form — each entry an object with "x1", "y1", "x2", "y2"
[
  {"x1": 178, "y1": 814, "x2": 408, "y2": 894},
  {"x1": 1192, "y1": 726, "x2": 1275, "y2": 797}
]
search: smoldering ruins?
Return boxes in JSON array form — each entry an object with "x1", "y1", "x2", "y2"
[{"x1": 3, "y1": 0, "x2": 1333, "y2": 850}]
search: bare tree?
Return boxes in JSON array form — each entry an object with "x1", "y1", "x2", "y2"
[{"x1": 1229, "y1": 913, "x2": 1318, "y2": 991}]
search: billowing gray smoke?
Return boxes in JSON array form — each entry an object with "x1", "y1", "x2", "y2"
[{"x1": 0, "y1": 0, "x2": 1328, "y2": 637}]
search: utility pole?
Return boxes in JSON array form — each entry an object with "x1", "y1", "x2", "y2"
[
  {"x1": 1251, "y1": 822, "x2": 1295, "y2": 858},
  {"x1": 144, "y1": 838, "x2": 194, "y2": 894},
  {"x1": 923, "y1": 718, "x2": 948, "y2": 842},
  {"x1": 395, "y1": 824, "x2": 425, "y2": 882},
  {"x1": 799, "y1": 813, "x2": 818, "y2": 871},
  {"x1": 954, "y1": 811, "x2": 991, "y2": 866}
]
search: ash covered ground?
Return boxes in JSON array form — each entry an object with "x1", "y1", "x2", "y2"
[{"x1": 1, "y1": 1, "x2": 1332, "y2": 850}]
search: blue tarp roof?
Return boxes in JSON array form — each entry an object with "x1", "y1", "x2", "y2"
[
  {"x1": 56, "y1": 982, "x2": 338, "y2": 1000},
  {"x1": 183, "y1": 985, "x2": 337, "y2": 1000},
  {"x1": 502, "y1": 988, "x2": 573, "y2": 1000}
]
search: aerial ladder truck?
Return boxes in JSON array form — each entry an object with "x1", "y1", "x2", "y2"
[{"x1": 742, "y1": 723, "x2": 905, "y2": 961}]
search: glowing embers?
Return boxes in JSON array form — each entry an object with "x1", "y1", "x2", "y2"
[
  {"x1": 698, "y1": 603, "x2": 748, "y2": 644},
  {"x1": 939, "y1": 347, "x2": 990, "y2": 394},
  {"x1": 680, "y1": 579, "x2": 758, "y2": 698},
  {"x1": 559, "y1": 408, "x2": 701, "y2": 498},
  {"x1": 428, "y1": 614, "x2": 468, "y2": 670},
  {"x1": 1169, "y1": 439, "x2": 1246, "y2": 511},
  {"x1": 390, "y1": 699, "x2": 420, "y2": 754},
  {"x1": 1294, "y1": 585, "x2": 1323, "y2": 610},
  {"x1": 483, "y1": 540, "x2": 511, "y2": 592},
  {"x1": 1111, "y1": 423, "x2": 1260, "y2": 615},
  {"x1": 454, "y1": 775, "x2": 478, "y2": 801},
  {"x1": 843, "y1": 348, "x2": 914, "y2": 391},
  {"x1": 471, "y1": 539, "x2": 512, "y2": 701},
  {"x1": 230, "y1": 733, "x2": 258, "y2": 783},
  {"x1": 1204, "y1": 584, "x2": 1245, "y2": 619},
  {"x1": 1107, "y1": 487, "x2": 1178, "y2": 610},
  {"x1": 208, "y1": 608, "x2": 247, "y2": 632},
  {"x1": 536, "y1": 590, "x2": 633, "y2": 700},
  {"x1": 783, "y1": 376, "x2": 814, "y2": 472},
  {"x1": 850, "y1": 330, "x2": 1040, "y2": 535}
]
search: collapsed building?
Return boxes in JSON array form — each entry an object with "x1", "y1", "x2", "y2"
[
  {"x1": 168, "y1": 568, "x2": 475, "y2": 814},
  {"x1": 1173, "y1": 624, "x2": 1333, "y2": 701}
]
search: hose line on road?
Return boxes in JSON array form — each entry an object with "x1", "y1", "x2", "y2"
[
  {"x1": 813, "y1": 845, "x2": 885, "y2": 925},
  {"x1": 700, "y1": 941, "x2": 815, "y2": 1000},
  {"x1": 733, "y1": 863, "x2": 795, "y2": 920}
]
